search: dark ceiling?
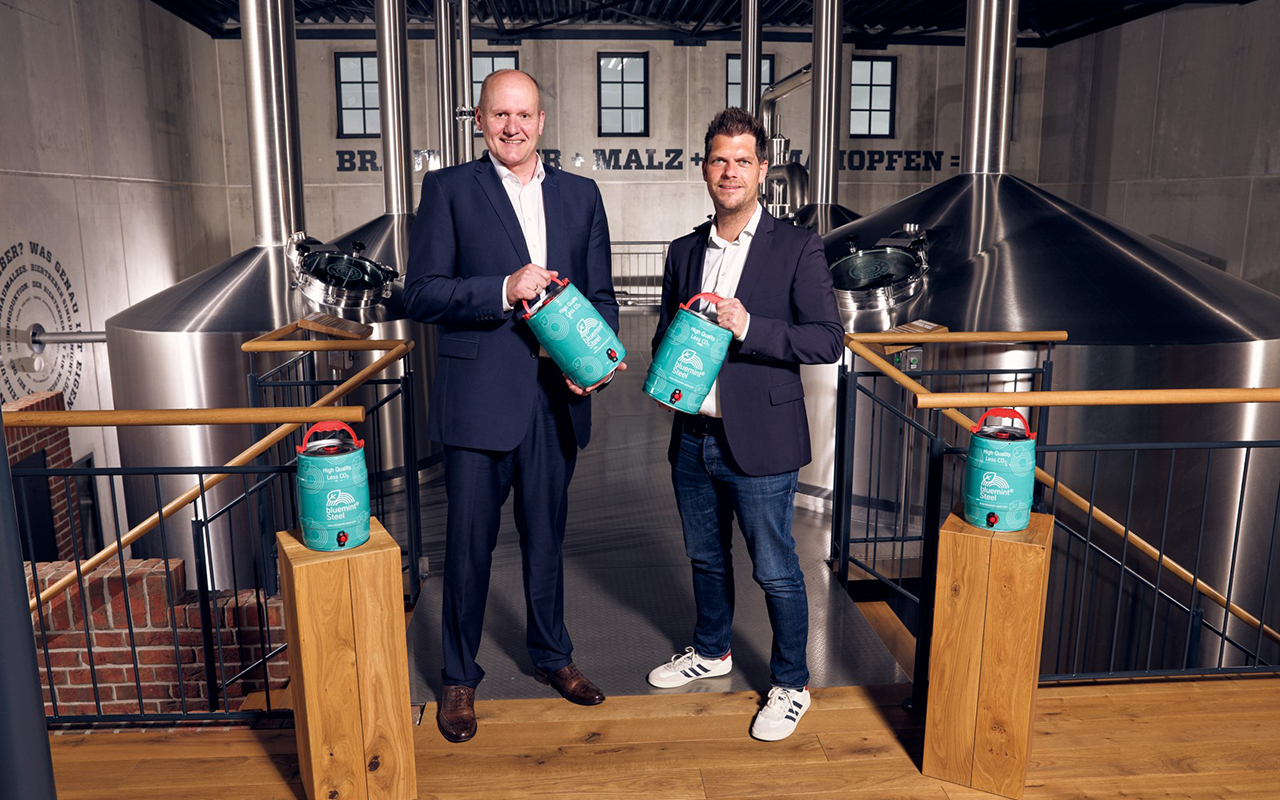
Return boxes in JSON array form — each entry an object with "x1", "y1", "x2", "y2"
[{"x1": 151, "y1": 0, "x2": 1251, "y2": 47}]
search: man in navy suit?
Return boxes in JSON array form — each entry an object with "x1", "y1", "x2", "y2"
[
  {"x1": 405, "y1": 69, "x2": 621, "y2": 743},
  {"x1": 645, "y1": 108, "x2": 844, "y2": 741}
]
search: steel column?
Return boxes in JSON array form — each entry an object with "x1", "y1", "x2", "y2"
[
  {"x1": 961, "y1": 0, "x2": 1019, "y2": 174},
  {"x1": 740, "y1": 0, "x2": 762, "y2": 117},
  {"x1": 457, "y1": 0, "x2": 477, "y2": 163},
  {"x1": 434, "y1": 0, "x2": 458, "y2": 168},
  {"x1": 809, "y1": 0, "x2": 843, "y2": 206},
  {"x1": 376, "y1": 0, "x2": 413, "y2": 214}
]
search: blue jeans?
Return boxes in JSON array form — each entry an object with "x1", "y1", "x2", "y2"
[{"x1": 672, "y1": 427, "x2": 810, "y2": 690}]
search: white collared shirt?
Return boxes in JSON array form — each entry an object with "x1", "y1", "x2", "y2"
[
  {"x1": 496, "y1": 157, "x2": 547, "y2": 312},
  {"x1": 697, "y1": 202, "x2": 762, "y2": 418}
]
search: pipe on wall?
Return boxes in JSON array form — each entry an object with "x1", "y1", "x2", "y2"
[
  {"x1": 809, "y1": 0, "x2": 842, "y2": 206},
  {"x1": 961, "y1": 0, "x2": 1019, "y2": 174},
  {"x1": 376, "y1": 0, "x2": 412, "y2": 214},
  {"x1": 242, "y1": 0, "x2": 305, "y2": 245},
  {"x1": 434, "y1": 0, "x2": 457, "y2": 168},
  {"x1": 759, "y1": 63, "x2": 811, "y2": 139},
  {"x1": 740, "y1": 0, "x2": 762, "y2": 118}
]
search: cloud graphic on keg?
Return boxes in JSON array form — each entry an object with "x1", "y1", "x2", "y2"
[
  {"x1": 577, "y1": 318, "x2": 601, "y2": 336},
  {"x1": 675, "y1": 349, "x2": 704, "y2": 371},
  {"x1": 980, "y1": 472, "x2": 1011, "y2": 490},
  {"x1": 327, "y1": 489, "x2": 357, "y2": 508}
]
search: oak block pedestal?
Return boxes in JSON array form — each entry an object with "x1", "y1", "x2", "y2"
[
  {"x1": 922, "y1": 507, "x2": 1053, "y2": 799},
  {"x1": 278, "y1": 518, "x2": 416, "y2": 800}
]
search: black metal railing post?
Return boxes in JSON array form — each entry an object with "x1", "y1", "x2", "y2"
[
  {"x1": 906, "y1": 433, "x2": 946, "y2": 715},
  {"x1": 832, "y1": 354, "x2": 855, "y2": 584},
  {"x1": 191, "y1": 518, "x2": 220, "y2": 712},
  {"x1": 0, "y1": 408, "x2": 58, "y2": 798},
  {"x1": 402, "y1": 372, "x2": 423, "y2": 605}
]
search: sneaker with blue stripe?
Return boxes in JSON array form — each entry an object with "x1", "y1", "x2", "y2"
[
  {"x1": 750, "y1": 685, "x2": 811, "y2": 741},
  {"x1": 646, "y1": 647, "x2": 733, "y2": 688}
]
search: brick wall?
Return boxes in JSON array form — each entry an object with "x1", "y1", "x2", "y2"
[
  {"x1": 28, "y1": 559, "x2": 289, "y2": 717},
  {"x1": 4, "y1": 391, "x2": 79, "y2": 560}
]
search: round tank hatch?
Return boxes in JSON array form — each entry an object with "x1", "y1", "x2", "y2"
[
  {"x1": 295, "y1": 249, "x2": 397, "y2": 309},
  {"x1": 831, "y1": 245, "x2": 927, "y2": 332}
]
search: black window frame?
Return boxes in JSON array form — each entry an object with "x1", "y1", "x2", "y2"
[
  {"x1": 597, "y1": 52, "x2": 650, "y2": 138},
  {"x1": 471, "y1": 51, "x2": 521, "y2": 136},
  {"x1": 849, "y1": 55, "x2": 897, "y2": 140},
  {"x1": 334, "y1": 51, "x2": 380, "y2": 139},
  {"x1": 725, "y1": 53, "x2": 776, "y2": 110}
]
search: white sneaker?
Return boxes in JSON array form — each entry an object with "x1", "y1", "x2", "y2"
[
  {"x1": 750, "y1": 686, "x2": 811, "y2": 741},
  {"x1": 647, "y1": 647, "x2": 733, "y2": 688}
]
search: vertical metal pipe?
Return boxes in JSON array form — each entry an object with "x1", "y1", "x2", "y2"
[
  {"x1": 740, "y1": 0, "x2": 762, "y2": 117},
  {"x1": 809, "y1": 0, "x2": 843, "y2": 206},
  {"x1": 0, "y1": 410, "x2": 58, "y2": 799},
  {"x1": 376, "y1": 0, "x2": 412, "y2": 214},
  {"x1": 434, "y1": 0, "x2": 457, "y2": 168},
  {"x1": 456, "y1": 0, "x2": 476, "y2": 163},
  {"x1": 961, "y1": 0, "x2": 1019, "y2": 174},
  {"x1": 242, "y1": 0, "x2": 305, "y2": 246}
]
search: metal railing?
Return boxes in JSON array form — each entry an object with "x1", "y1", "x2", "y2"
[
  {"x1": 610, "y1": 240, "x2": 666, "y2": 306},
  {"x1": 15, "y1": 320, "x2": 419, "y2": 724},
  {"x1": 833, "y1": 332, "x2": 1280, "y2": 711}
]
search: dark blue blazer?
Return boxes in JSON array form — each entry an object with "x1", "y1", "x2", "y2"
[
  {"x1": 653, "y1": 209, "x2": 844, "y2": 476},
  {"x1": 404, "y1": 154, "x2": 618, "y2": 452}
]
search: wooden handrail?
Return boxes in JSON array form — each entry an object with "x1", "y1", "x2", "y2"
[
  {"x1": 916, "y1": 388, "x2": 1280, "y2": 409},
  {"x1": 242, "y1": 339, "x2": 410, "y2": 353},
  {"x1": 847, "y1": 330, "x2": 1069, "y2": 344},
  {"x1": 30, "y1": 337, "x2": 415, "y2": 612},
  {"x1": 4, "y1": 407, "x2": 364, "y2": 429},
  {"x1": 845, "y1": 338, "x2": 1280, "y2": 648}
]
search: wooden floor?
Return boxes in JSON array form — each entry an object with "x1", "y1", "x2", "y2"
[{"x1": 47, "y1": 675, "x2": 1280, "y2": 800}]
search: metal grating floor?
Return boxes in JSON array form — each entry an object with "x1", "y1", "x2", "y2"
[{"x1": 405, "y1": 309, "x2": 906, "y2": 703}]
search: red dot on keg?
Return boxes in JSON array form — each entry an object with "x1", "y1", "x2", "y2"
[
  {"x1": 607, "y1": 348, "x2": 618, "y2": 362},
  {"x1": 986, "y1": 512, "x2": 999, "y2": 527},
  {"x1": 337, "y1": 531, "x2": 349, "y2": 547}
]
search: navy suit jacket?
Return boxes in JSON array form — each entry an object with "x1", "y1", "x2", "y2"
[
  {"x1": 404, "y1": 154, "x2": 618, "y2": 452},
  {"x1": 653, "y1": 209, "x2": 844, "y2": 477}
]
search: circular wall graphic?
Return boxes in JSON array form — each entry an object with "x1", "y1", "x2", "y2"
[{"x1": 0, "y1": 239, "x2": 87, "y2": 407}]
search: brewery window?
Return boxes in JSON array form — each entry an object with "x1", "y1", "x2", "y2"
[
  {"x1": 472, "y1": 52, "x2": 520, "y2": 135},
  {"x1": 850, "y1": 56, "x2": 896, "y2": 138},
  {"x1": 335, "y1": 53, "x2": 380, "y2": 138},
  {"x1": 726, "y1": 54, "x2": 775, "y2": 109},
  {"x1": 598, "y1": 53, "x2": 648, "y2": 137}
]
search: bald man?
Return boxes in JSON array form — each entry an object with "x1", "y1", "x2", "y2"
[{"x1": 406, "y1": 70, "x2": 620, "y2": 742}]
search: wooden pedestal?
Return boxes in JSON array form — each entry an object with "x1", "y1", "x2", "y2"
[
  {"x1": 922, "y1": 508, "x2": 1053, "y2": 799},
  {"x1": 278, "y1": 518, "x2": 417, "y2": 800}
]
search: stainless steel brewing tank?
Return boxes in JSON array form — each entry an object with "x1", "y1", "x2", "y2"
[
  {"x1": 320, "y1": 213, "x2": 438, "y2": 479},
  {"x1": 825, "y1": 174, "x2": 1280, "y2": 670}
]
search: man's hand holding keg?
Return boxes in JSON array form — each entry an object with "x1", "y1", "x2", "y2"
[
  {"x1": 714, "y1": 296, "x2": 750, "y2": 340},
  {"x1": 506, "y1": 264, "x2": 559, "y2": 306}
]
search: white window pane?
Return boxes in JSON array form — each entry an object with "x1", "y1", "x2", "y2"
[
  {"x1": 343, "y1": 109, "x2": 364, "y2": 134},
  {"x1": 601, "y1": 82, "x2": 622, "y2": 108},
  {"x1": 364, "y1": 84, "x2": 380, "y2": 109},
  {"x1": 623, "y1": 83, "x2": 643, "y2": 108},
  {"x1": 871, "y1": 86, "x2": 891, "y2": 110},
  {"x1": 851, "y1": 59, "x2": 871, "y2": 84},
  {"x1": 727, "y1": 56, "x2": 741, "y2": 83},
  {"x1": 871, "y1": 111, "x2": 890, "y2": 136},
  {"x1": 365, "y1": 110, "x2": 381, "y2": 135},
  {"x1": 850, "y1": 110, "x2": 869, "y2": 135},
  {"x1": 623, "y1": 57, "x2": 643, "y2": 82},
  {"x1": 872, "y1": 60, "x2": 892, "y2": 85},
  {"x1": 473, "y1": 80, "x2": 484, "y2": 100},
  {"x1": 341, "y1": 85, "x2": 362, "y2": 108},
  {"x1": 600, "y1": 57, "x2": 623, "y2": 80},
  {"x1": 625, "y1": 109, "x2": 644, "y2": 133},
  {"x1": 496, "y1": 56, "x2": 517, "y2": 70},
  {"x1": 602, "y1": 109, "x2": 622, "y2": 133},
  {"x1": 364, "y1": 57, "x2": 378, "y2": 82},
  {"x1": 851, "y1": 86, "x2": 870, "y2": 110},
  {"x1": 339, "y1": 57, "x2": 361, "y2": 82},
  {"x1": 727, "y1": 84, "x2": 741, "y2": 109},
  {"x1": 761, "y1": 59, "x2": 773, "y2": 85},
  {"x1": 472, "y1": 57, "x2": 490, "y2": 80}
]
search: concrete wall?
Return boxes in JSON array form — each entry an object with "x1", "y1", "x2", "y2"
[
  {"x1": 1039, "y1": 2, "x2": 1280, "y2": 293},
  {"x1": 0, "y1": 0, "x2": 233, "y2": 476}
]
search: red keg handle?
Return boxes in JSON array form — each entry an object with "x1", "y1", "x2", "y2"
[
  {"x1": 521, "y1": 276, "x2": 570, "y2": 320},
  {"x1": 297, "y1": 420, "x2": 364, "y2": 454},
  {"x1": 681, "y1": 292, "x2": 724, "y2": 311},
  {"x1": 970, "y1": 408, "x2": 1035, "y2": 439}
]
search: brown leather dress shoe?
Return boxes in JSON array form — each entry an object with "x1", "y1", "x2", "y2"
[
  {"x1": 534, "y1": 663, "x2": 606, "y2": 705},
  {"x1": 437, "y1": 684, "x2": 476, "y2": 743}
]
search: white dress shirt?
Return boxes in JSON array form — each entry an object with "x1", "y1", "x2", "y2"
[
  {"x1": 496, "y1": 158, "x2": 547, "y2": 313},
  {"x1": 697, "y1": 202, "x2": 762, "y2": 418}
]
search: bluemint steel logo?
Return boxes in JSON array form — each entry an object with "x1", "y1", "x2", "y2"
[{"x1": 0, "y1": 240, "x2": 86, "y2": 406}]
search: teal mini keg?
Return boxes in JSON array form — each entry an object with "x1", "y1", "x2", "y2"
[
  {"x1": 295, "y1": 421, "x2": 371, "y2": 551},
  {"x1": 963, "y1": 408, "x2": 1037, "y2": 532},
  {"x1": 644, "y1": 292, "x2": 734, "y2": 413},
  {"x1": 522, "y1": 277, "x2": 626, "y2": 389}
]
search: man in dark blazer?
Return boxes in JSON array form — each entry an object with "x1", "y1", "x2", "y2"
[
  {"x1": 405, "y1": 69, "x2": 621, "y2": 743},
  {"x1": 645, "y1": 108, "x2": 844, "y2": 741}
]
